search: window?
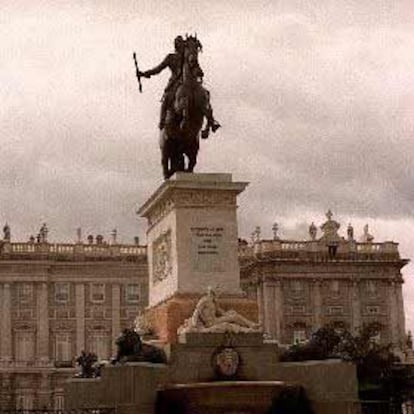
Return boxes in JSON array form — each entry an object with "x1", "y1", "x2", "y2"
[
  {"x1": 16, "y1": 395, "x2": 33, "y2": 410},
  {"x1": 125, "y1": 284, "x2": 140, "y2": 304},
  {"x1": 367, "y1": 306, "x2": 380, "y2": 315},
  {"x1": 55, "y1": 333, "x2": 71, "y2": 363},
  {"x1": 55, "y1": 283, "x2": 70, "y2": 303},
  {"x1": 54, "y1": 395, "x2": 65, "y2": 411},
  {"x1": 90, "y1": 334, "x2": 110, "y2": 360},
  {"x1": 366, "y1": 280, "x2": 377, "y2": 296},
  {"x1": 15, "y1": 332, "x2": 35, "y2": 362},
  {"x1": 291, "y1": 280, "x2": 303, "y2": 294},
  {"x1": 18, "y1": 283, "x2": 33, "y2": 303},
  {"x1": 330, "y1": 281, "x2": 340, "y2": 297},
  {"x1": 291, "y1": 305, "x2": 305, "y2": 314},
  {"x1": 90, "y1": 283, "x2": 105, "y2": 303},
  {"x1": 293, "y1": 330, "x2": 307, "y2": 344},
  {"x1": 328, "y1": 306, "x2": 344, "y2": 315}
]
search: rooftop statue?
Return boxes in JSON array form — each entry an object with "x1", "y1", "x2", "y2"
[
  {"x1": 3, "y1": 223, "x2": 10, "y2": 241},
  {"x1": 134, "y1": 35, "x2": 221, "y2": 179},
  {"x1": 178, "y1": 287, "x2": 262, "y2": 335},
  {"x1": 361, "y1": 224, "x2": 374, "y2": 243}
]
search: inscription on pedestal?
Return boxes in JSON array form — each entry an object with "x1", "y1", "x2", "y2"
[{"x1": 191, "y1": 226, "x2": 226, "y2": 273}]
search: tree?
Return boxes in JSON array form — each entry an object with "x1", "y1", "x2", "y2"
[{"x1": 280, "y1": 323, "x2": 404, "y2": 401}]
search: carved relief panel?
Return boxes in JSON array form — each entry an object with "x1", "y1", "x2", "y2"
[{"x1": 152, "y1": 230, "x2": 172, "y2": 285}]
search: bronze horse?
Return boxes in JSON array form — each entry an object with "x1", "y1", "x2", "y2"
[{"x1": 160, "y1": 36, "x2": 211, "y2": 179}]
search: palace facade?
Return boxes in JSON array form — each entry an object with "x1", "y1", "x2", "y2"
[{"x1": 0, "y1": 212, "x2": 409, "y2": 409}]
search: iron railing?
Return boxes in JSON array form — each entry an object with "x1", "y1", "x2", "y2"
[{"x1": 0, "y1": 409, "x2": 115, "y2": 414}]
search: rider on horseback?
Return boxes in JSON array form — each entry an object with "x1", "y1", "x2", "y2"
[{"x1": 139, "y1": 36, "x2": 220, "y2": 137}]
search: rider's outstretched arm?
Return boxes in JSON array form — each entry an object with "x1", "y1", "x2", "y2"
[{"x1": 141, "y1": 55, "x2": 171, "y2": 78}]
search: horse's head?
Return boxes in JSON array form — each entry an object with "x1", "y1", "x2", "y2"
[
  {"x1": 183, "y1": 34, "x2": 204, "y2": 82},
  {"x1": 185, "y1": 34, "x2": 203, "y2": 54}
]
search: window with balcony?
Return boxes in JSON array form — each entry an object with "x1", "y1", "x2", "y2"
[
  {"x1": 18, "y1": 283, "x2": 33, "y2": 303},
  {"x1": 90, "y1": 283, "x2": 105, "y2": 303},
  {"x1": 54, "y1": 333, "x2": 72, "y2": 366},
  {"x1": 15, "y1": 331, "x2": 35, "y2": 362},
  {"x1": 54, "y1": 395, "x2": 65, "y2": 411},
  {"x1": 55, "y1": 283, "x2": 70, "y2": 303},
  {"x1": 125, "y1": 284, "x2": 140, "y2": 304},
  {"x1": 90, "y1": 334, "x2": 110, "y2": 360},
  {"x1": 366, "y1": 306, "x2": 380, "y2": 315},
  {"x1": 16, "y1": 395, "x2": 33, "y2": 410},
  {"x1": 290, "y1": 280, "x2": 303, "y2": 296},
  {"x1": 330, "y1": 280, "x2": 340, "y2": 297},
  {"x1": 366, "y1": 280, "x2": 378, "y2": 297}
]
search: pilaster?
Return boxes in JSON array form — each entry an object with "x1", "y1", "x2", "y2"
[
  {"x1": 256, "y1": 279, "x2": 264, "y2": 327},
  {"x1": 396, "y1": 280, "x2": 406, "y2": 346},
  {"x1": 263, "y1": 281, "x2": 275, "y2": 338},
  {"x1": 0, "y1": 283, "x2": 12, "y2": 361},
  {"x1": 75, "y1": 283, "x2": 85, "y2": 354},
  {"x1": 0, "y1": 374, "x2": 13, "y2": 409},
  {"x1": 388, "y1": 281, "x2": 399, "y2": 345},
  {"x1": 273, "y1": 279, "x2": 282, "y2": 341},
  {"x1": 37, "y1": 373, "x2": 52, "y2": 408},
  {"x1": 312, "y1": 279, "x2": 322, "y2": 331},
  {"x1": 37, "y1": 282, "x2": 49, "y2": 362},
  {"x1": 111, "y1": 284, "x2": 121, "y2": 354},
  {"x1": 350, "y1": 280, "x2": 361, "y2": 335}
]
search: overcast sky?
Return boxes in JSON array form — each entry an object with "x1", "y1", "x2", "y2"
[{"x1": 2, "y1": 0, "x2": 414, "y2": 329}]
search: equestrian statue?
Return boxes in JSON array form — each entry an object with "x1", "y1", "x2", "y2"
[{"x1": 134, "y1": 35, "x2": 220, "y2": 179}]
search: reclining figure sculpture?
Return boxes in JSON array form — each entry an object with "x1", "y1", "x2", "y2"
[{"x1": 178, "y1": 287, "x2": 262, "y2": 335}]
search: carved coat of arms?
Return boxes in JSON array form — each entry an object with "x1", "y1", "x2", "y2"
[{"x1": 213, "y1": 347, "x2": 240, "y2": 378}]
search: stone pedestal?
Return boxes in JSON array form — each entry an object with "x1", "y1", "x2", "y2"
[
  {"x1": 138, "y1": 173, "x2": 247, "y2": 304},
  {"x1": 166, "y1": 332, "x2": 279, "y2": 383},
  {"x1": 138, "y1": 173, "x2": 252, "y2": 342}
]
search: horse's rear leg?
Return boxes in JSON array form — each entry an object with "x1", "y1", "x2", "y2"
[
  {"x1": 187, "y1": 150, "x2": 198, "y2": 173},
  {"x1": 162, "y1": 154, "x2": 170, "y2": 179}
]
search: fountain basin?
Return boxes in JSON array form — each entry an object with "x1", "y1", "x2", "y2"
[{"x1": 156, "y1": 381, "x2": 289, "y2": 414}]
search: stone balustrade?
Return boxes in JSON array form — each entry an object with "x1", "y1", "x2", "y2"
[
  {"x1": 239, "y1": 239, "x2": 401, "y2": 261},
  {"x1": 1, "y1": 239, "x2": 401, "y2": 262},
  {"x1": 1, "y1": 242, "x2": 147, "y2": 260}
]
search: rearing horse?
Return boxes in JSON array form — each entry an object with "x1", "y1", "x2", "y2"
[{"x1": 160, "y1": 36, "x2": 210, "y2": 179}]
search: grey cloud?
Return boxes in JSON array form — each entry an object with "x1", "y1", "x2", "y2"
[{"x1": 1, "y1": 2, "x2": 414, "y2": 241}]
